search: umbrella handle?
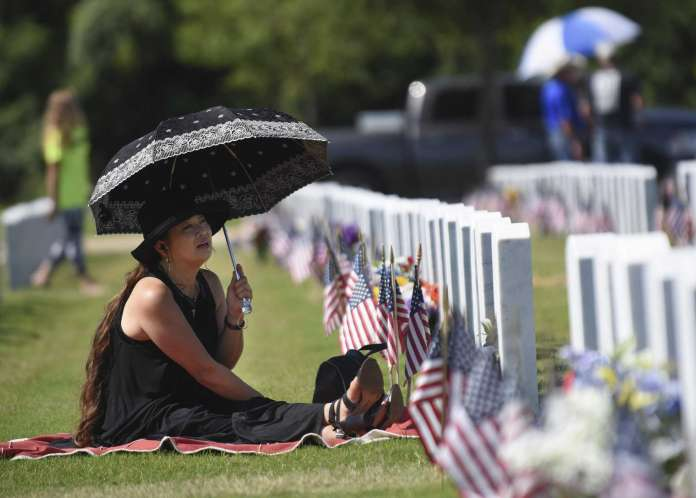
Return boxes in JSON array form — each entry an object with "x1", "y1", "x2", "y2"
[{"x1": 222, "y1": 225, "x2": 253, "y2": 315}]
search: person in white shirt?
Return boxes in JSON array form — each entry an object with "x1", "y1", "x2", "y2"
[{"x1": 589, "y1": 43, "x2": 643, "y2": 163}]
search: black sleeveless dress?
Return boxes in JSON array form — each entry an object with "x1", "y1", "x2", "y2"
[{"x1": 95, "y1": 267, "x2": 325, "y2": 446}]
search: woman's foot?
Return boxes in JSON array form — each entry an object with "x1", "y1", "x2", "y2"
[
  {"x1": 363, "y1": 384, "x2": 405, "y2": 431},
  {"x1": 324, "y1": 358, "x2": 385, "y2": 438}
]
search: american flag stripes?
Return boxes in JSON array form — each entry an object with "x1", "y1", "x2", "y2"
[
  {"x1": 377, "y1": 261, "x2": 409, "y2": 368},
  {"x1": 311, "y1": 237, "x2": 329, "y2": 282},
  {"x1": 437, "y1": 348, "x2": 506, "y2": 497},
  {"x1": 323, "y1": 249, "x2": 347, "y2": 335},
  {"x1": 408, "y1": 315, "x2": 478, "y2": 464},
  {"x1": 408, "y1": 329, "x2": 445, "y2": 462},
  {"x1": 437, "y1": 347, "x2": 544, "y2": 498},
  {"x1": 443, "y1": 316, "x2": 478, "y2": 407},
  {"x1": 287, "y1": 236, "x2": 314, "y2": 284},
  {"x1": 404, "y1": 275, "x2": 431, "y2": 380},
  {"x1": 337, "y1": 252, "x2": 354, "y2": 278},
  {"x1": 334, "y1": 231, "x2": 357, "y2": 279},
  {"x1": 663, "y1": 202, "x2": 693, "y2": 246},
  {"x1": 269, "y1": 226, "x2": 292, "y2": 263},
  {"x1": 339, "y1": 246, "x2": 382, "y2": 353}
]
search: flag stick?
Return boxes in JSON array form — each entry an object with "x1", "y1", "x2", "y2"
[
  {"x1": 439, "y1": 286, "x2": 451, "y2": 498},
  {"x1": 358, "y1": 231, "x2": 368, "y2": 274},
  {"x1": 324, "y1": 235, "x2": 340, "y2": 271},
  {"x1": 383, "y1": 246, "x2": 394, "y2": 387},
  {"x1": 438, "y1": 286, "x2": 451, "y2": 490},
  {"x1": 440, "y1": 286, "x2": 451, "y2": 431},
  {"x1": 390, "y1": 246, "x2": 400, "y2": 386},
  {"x1": 406, "y1": 243, "x2": 423, "y2": 403}
]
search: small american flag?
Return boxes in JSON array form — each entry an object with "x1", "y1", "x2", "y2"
[
  {"x1": 323, "y1": 248, "x2": 347, "y2": 335},
  {"x1": 335, "y1": 231, "x2": 356, "y2": 279},
  {"x1": 408, "y1": 329, "x2": 445, "y2": 462},
  {"x1": 377, "y1": 261, "x2": 409, "y2": 368},
  {"x1": 287, "y1": 236, "x2": 314, "y2": 284},
  {"x1": 337, "y1": 253, "x2": 354, "y2": 279},
  {"x1": 269, "y1": 226, "x2": 292, "y2": 264},
  {"x1": 663, "y1": 202, "x2": 693, "y2": 246},
  {"x1": 443, "y1": 314, "x2": 478, "y2": 408},
  {"x1": 311, "y1": 237, "x2": 329, "y2": 282},
  {"x1": 438, "y1": 348, "x2": 543, "y2": 498},
  {"x1": 339, "y1": 246, "x2": 381, "y2": 353},
  {"x1": 409, "y1": 315, "x2": 477, "y2": 463},
  {"x1": 404, "y1": 274, "x2": 431, "y2": 380}
]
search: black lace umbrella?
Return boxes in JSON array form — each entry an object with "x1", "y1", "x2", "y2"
[
  {"x1": 89, "y1": 106, "x2": 330, "y2": 233},
  {"x1": 89, "y1": 106, "x2": 331, "y2": 313}
]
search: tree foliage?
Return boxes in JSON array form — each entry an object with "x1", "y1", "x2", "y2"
[{"x1": 1, "y1": 0, "x2": 695, "y2": 203}]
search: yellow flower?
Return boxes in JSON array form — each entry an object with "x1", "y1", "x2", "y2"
[
  {"x1": 395, "y1": 275, "x2": 408, "y2": 287},
  {"x1": 596, "y1": 366, "x2": 617, "y2": 389},
  {"x1": 617, "y1": 378, "x2": 635, "y2": 406},
  {"x1": 628, "y1": 391, "x2": 659, "y2": 411}
]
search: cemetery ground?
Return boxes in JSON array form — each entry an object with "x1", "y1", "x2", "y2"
[{"x1": 0, "y1": 234, "x2": 567, "y2": 497}]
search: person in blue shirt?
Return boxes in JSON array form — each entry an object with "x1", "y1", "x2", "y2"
[{"x1": 541, "y1": 60, "x2": 587, "y2": 161}]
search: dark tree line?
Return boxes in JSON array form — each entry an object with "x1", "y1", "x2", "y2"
[{"x1": 1, "y1": 0, "x2": 694, "y2": 203}]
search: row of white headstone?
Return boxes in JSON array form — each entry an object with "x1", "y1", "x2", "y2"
[
  {"x1": 277, "y1": 182, "x2": 539, "y2": 409},
  {"x1": 566, "y1": 231, "x2": 696, "y2": 491},
  {"x1": 487, "y1": 162, "x2": 658, "y2": 234}
]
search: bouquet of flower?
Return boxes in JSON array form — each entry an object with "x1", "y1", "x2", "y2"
[
  {"x1": 370, "y1": 255, "x2": 438, "y2": 320},
  {"x1": 500, "y1": 342, "x2": 689, "y2": 497}
]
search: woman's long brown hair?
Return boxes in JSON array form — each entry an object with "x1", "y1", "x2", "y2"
[
  {"x1": 42, "y1": 89, "x2": 86, "y2": 147},
  {"x1": 74, "y1": 263, "x2": 150, "y2": 447}
]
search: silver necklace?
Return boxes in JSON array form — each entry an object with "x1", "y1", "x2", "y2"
[
  {"x1": 174, "y1": 280, "x2": 200, "y2": 302},
  {"x1": 162, "y1": 266, "x2": 200, "y2": 316}
]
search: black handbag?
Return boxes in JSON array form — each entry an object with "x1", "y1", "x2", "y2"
[{"x1": 311, "y1": 343, "x2": 387, "y2": 403}]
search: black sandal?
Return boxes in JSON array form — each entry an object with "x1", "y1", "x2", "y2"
[
  {"x1": 328, "y1": 392, "x2": 368, "y2": 438},
  {"x1": 363, "y1": 384, "x2": 405, "y2": 430},
  {"x1": 328, "y1": 358, "x2": 386, "y2": 439}
]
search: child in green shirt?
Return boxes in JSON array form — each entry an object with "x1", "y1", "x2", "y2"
[{"x1": 31, "y1": 89, "x2": 102, "y2": 295}]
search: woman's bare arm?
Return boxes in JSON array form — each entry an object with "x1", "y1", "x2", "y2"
[
  {"x1": 202, "y1": 269, "x2": 244, "y2": 369},
  {"x1": 46, "y1": 162, "x2": 59, "y2": 219},
  {"x1": 132, "y1": 277, "x2": 260, "y2": 399}
]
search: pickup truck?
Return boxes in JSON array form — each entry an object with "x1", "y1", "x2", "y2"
[{"x1": 321, "y1": 75, "x2": 696, "y2": 199}]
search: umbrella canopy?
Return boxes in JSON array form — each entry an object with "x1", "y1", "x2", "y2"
[
  {"x1": 89, "y1": 106, "x2": 331, "y2": 234},
  {"x1": 518, "y1": 7, "x2": 640, "y2": 79}
]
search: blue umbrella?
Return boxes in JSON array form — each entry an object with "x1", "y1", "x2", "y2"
[{"x1": 518, "y1": 7, "x2": 640, "y2": 79}]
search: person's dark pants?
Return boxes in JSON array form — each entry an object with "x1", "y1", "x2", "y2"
[{"x1": 48, "y1": 207, "x2": 87, "y2": 275}]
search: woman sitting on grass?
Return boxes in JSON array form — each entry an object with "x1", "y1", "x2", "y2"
[{"x1": 75, "y1": 191, "x2": 402, "y2": 447}]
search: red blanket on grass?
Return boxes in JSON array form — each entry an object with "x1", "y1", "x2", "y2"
[{"x1": 0, "y1": 420, "x2": 417, "y2": 461}]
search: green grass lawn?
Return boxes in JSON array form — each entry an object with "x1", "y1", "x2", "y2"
[{"x1": 0, "y1": 235, "x2": 569, "y2": 497}]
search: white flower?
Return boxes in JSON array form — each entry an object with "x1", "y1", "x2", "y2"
[{"x1": 500, "y1": 387, "x2": 614, "y2": 494}]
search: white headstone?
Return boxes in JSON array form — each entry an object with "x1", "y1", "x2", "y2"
[
  {"x1": 645, "y1": 249, "x2": 696, "y2": 367},
  {"x1": 608, "y1": 232, "x2": 670, "y2": 348},
  {"x1": 565, "y1": 233, "x2": 615, "y2": 351},
  {"x1": 471, "y1": 212, "x2": 506, "y2": 345},
  {"x1": 492, "y1": 222, "x2": 538, "y2": 410},
  {"x1": 675, "y1": 262, "x2": 696, "y2": 495},
  {"x1": 2, "y1": 198, "x2": 65, "y2": 290}
]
